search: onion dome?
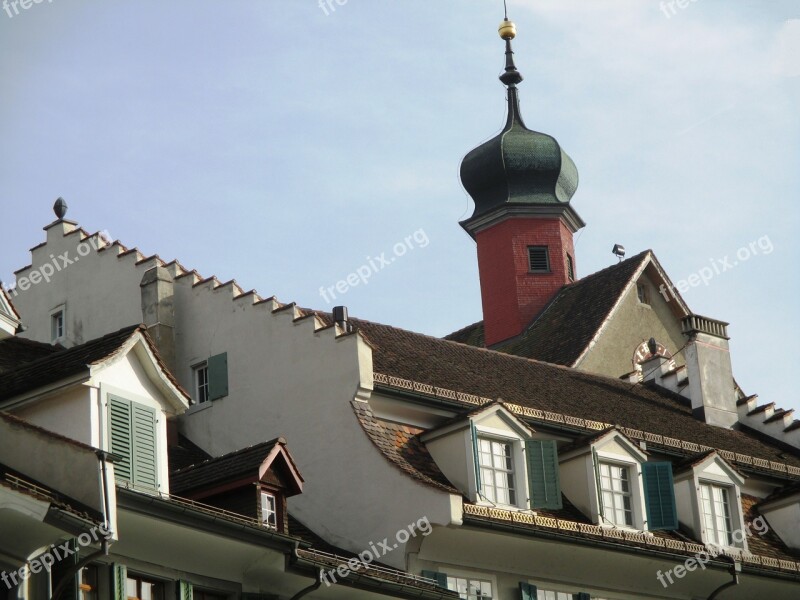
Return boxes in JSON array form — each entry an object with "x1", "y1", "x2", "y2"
[{"x1": 460, "y1": 19, "x2": 579, "y2": 220}]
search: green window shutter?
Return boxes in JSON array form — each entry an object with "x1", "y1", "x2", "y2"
[
  {"x1": 109, "y1": 396, "x2": 133, "y2": 483},
  {"x1": 421, "y1": 570, "x2": 448, "y2": 589},
  {"x1": 111, "y1": 563, "x2": 127, "y2": 600},
  {"x1": 208, "y1": 352, "x2": 229, "y2": 400},
  {"x1": 526, "y1": 439, "x2": 562, "y2": 509},
  {"x1": 132, "y1": 403, "x2": 158, "y2": 490},
  {"x1": 642, "y1": 462, "x2": 678, "y2": 530},
  {"x1": 470, "y1": 421, "x2": 481, "y2": 495},
  {"x1": 519, "y1": 582, "x2": 537, "y2": 600},
  {"x1": 592, "y1": 447, "x2": 604, "y2": 520},
  {"x1": 50, "y1": 539, "x2": 78, "y2": 600},
  {"x1": 177, "y1": 580, "x2": 193, "y2": 600}
]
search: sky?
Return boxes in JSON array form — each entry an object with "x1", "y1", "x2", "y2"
[{"x1": 1, "y1": 1, "x2": 798, "y2": 414}]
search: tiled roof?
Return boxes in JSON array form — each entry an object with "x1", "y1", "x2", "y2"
[
  {"x1": 0, "y1": 325, "x2": 140, "y2": 401},
  {"x1": 0, "y1": 325, "x2": 188, "y2": 403},
  {"x1": 445, "y1": 250, "x2": 651, "y2": 366},
  {"x1": 0, "y1": 336, "x2": 58, "y2": 374},
  {"x1": 170, "y1": 437, "x2": 291, "y2": 495},
  {"x1": 352, "y1": 400, "x2": 458, "y2": 493},
  {"x1": 352, "y1": 318, "x2": 800, "y2": 471}
]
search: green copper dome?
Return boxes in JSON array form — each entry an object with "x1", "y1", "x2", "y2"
[{"x1": 460, "y1": 30, "x2": 579, "y2": 220}]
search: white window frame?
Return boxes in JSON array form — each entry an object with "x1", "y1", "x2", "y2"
[
  {"x1": 699, "y1": 481, "x2": 734, "y2": 547},
  {"x1": 673, "y1": 454, "x2": 747, "y2": 552},
  {"x1": 443, "y1": 568, "x2": 496, "y2": 600},
  {"x1": 260, "y1": 491, "x2": 278, "y2": 529},
  {"x1": 599, "y1": 461, "x2": 635, "y2": 527},
  {"x1": 192, "y1": 362, "x2": 209, "y2": 404},
  {"x1": 588, "y1": 438, "x2": 648, "y2": 531},
  {"x1": 477, "y1": 436, "x2": 517, "y2": 506},
  {"x1": 472, "y1": 423, "x2": 528, "y2": 510},
  {"x1": 50, "y1": 304, "x2": 66, "y2": 343}
]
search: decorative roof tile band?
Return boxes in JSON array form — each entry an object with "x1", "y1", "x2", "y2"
[
  {"x1": 373, "y1": 373, "x2": 800, "y2": 479},
  {"x1": 462, "y1": 503, "x2": 800, "y2": 574}
]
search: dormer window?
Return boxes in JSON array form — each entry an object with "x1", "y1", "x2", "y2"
[
  {"x1": 478, "y1": 438, "x2": 517, "y2": 505},
  {"x1": 700, "y1": 482, "x2": 733, "y2": 546},
  {"x1": 673, "y1": 451, "x2": 747, "y2": 551},
  {"x1": 261, "y1": 491, "x2": 278, "y2": 529},
  {"x1": 423, "y1": 402, "x2": 563, "y2": 512},
  {"x1": 558, "y1": 429, "x2": 674, "y2": 531},
  {"x1": 599, "y1": 462, "x2": 634, "y2": 527}
]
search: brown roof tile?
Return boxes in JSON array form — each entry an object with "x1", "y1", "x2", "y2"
[
  {"x1": 351, "y1": 318, "x2": 800, "y2": 470},
  {"x1": 0, "y1": 325, "x2": 141, "y2": 401},
  {"x1": 170, "y1": 437, "x2": 301, "y2": 495},
  {"x1": 445, "y1": 251, "x2": 651, "y2": 366},
  {"x1": 0, "y1": 336, "x2": 58, "y2": 374}
]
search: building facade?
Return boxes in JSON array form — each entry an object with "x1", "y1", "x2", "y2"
[{"x1": 3, "y1": 14, "x2": 799, "y2": 600}]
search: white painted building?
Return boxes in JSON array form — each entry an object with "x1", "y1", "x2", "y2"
[{"x1": 5, "y1": 15, "x2": 800, "y2": 600}]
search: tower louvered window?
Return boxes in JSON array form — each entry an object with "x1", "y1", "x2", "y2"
[{"x1": 528, "y1": 246, "x2": 550, "y2": 273}]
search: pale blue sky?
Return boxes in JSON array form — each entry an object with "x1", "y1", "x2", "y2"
[{"x1": 1, "y1": 1, "x2": 798, "y2": 413}]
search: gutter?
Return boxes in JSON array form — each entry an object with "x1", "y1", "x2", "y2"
[
  {"x1": 463, "y1": 515, "x2": 800, "y2": 584},
  {"x1": 290, "y1": 548, "x2": 458, "y2": 600},
  {"x1": 116, "y1": 487, "x2": 304, "y2": 553}
]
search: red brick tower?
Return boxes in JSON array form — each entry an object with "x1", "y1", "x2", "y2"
[{"x1": 460, "y1": 18, "x2": 585, "y2": 347}]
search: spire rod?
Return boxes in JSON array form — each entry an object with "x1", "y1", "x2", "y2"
[
  {"x1": 498, "y1": 17, "x2": 522, "y2": 87},
  {"x1": 497, "y1": 13, "x2": 524, "y2": 128}
]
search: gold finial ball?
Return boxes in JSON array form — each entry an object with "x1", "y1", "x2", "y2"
[{"x1": 498, "y1": 19, "x2": 516, "y2": 40}]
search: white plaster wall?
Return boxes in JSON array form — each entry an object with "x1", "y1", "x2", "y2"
[
  {"x1": 760, "y1": 503, "x2": 800, "y2": 550},
  {"x1": 674, "y1": 477, "x2": 699, "y2": 538},
  {"x1": 425, "y1": 428, "x2": 471, "y2": 497},
  {"x1": 11, "y1": 221, "x2": 457, "y2": 568},
  {"x1": 12, "y1": 223, "x2": 153, "y2": 346},
  {"x1": 0, "y1": 414, "x2": 104, "y2": 514},
  {"x1": 558, "y1": 454, "x2": 593, "y2": 518},
  {"x1": 171, "y1": 284, "x2": 455, "y2": 568},
  {"x1": 13, "y1": 385, "x2": 95, "y2": 447}
]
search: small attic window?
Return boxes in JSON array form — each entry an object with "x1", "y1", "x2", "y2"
[
  {"x1": 637, "y1": 283, "x2": 650, "y2": 305},
  {"x1": 50, "y1": 305, "x2": 65, "y2": 342},
  {"x1": 260, "y1": 491, "x2": 277, "y2": 529},
  {"x1": 528, "y1": 246, "x2": 550, "y2": 273}
]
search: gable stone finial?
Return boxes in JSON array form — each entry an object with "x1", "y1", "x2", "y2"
[{"x1": 53, "y1": 197, "x2": 68, "y2": 220}]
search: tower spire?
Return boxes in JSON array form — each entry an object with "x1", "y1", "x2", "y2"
[
  {"x1": 498, "y1": 15, "x2": 524, "y2": 127},
  {"x1": 458, "y1": 10, "x2": 585, "y2": 347}
]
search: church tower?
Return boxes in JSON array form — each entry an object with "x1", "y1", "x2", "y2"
[{"x1": 460, "y1": 17, "x2": 585, "y2": 347}]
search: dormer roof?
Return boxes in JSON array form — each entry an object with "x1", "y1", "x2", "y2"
[{"x1": 170, "y1": 437, "x2": 304, "y2": 497}]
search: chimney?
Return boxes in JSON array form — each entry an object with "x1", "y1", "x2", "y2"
[
  {"x1": 682, "y1": 314, "x2": 737, "y2": 428},
  {"x1": 140, "y1": 266, "x2": 176, "y2": 371}
]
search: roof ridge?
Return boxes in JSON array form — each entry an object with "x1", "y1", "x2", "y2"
[{"x1": 172, "y1": 437, "x2": 286, "y2": 474}]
